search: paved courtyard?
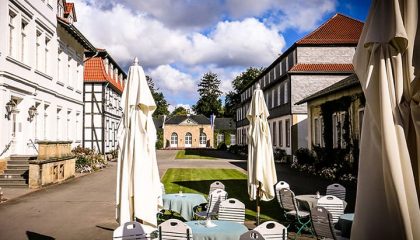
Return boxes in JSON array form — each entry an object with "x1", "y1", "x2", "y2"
[{"x1": 0, "y1": 150, "x2": 354, "y2": 239}]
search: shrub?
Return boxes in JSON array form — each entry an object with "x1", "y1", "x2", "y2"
[
  {"x1": 217, "y1": 142, "x2": 227, "y2": 151},
  {"x1": 156, "y1": 129, "x2": 164, "y2": 149},
  {"x1": 72, "y1": 145, "x2": 106, "y2": 172},
  {"x1": 109, "y1": 149, "x2": 118, "y2": 159},
  {"x1": 294, "y1": 148, "x2": 316, "y2": 165},
  {"x1": 273, "y1": 148, "x2": 286, "y2": 162}
]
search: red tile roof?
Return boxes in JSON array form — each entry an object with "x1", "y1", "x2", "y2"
[
  {"x1": 84, "y1": 57, "x2": 124, "y2": 94},
  {"x1": 64, "y1": 3, "x2": 77, "y2": 22},
  {"x1": 296, "y1": 13, "x2": 363, "y2": 45},
  {"x1": 289, "y1": 64, "x2": 354, "y2": 72}
]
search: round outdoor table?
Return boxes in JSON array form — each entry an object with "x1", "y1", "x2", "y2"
[
  {"x1": 162, "y1": 193, "x2": 207, "y2": 221},
  {"x1": 186, "y1": 220, "x2": 248, "y2": 240},
  {"x1": 335, "y1": 213, "x2": 354, "y2": 238},
  {"x1": 295, "y1": 194, "x2": 347, "y2": 211}
]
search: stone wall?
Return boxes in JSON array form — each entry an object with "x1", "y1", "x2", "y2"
[
  {"x1": 0, "y1": 159, "x2": 6, "y2": 174},
  {"x1": 163, "y1": 124, "x2": 214, "y2": 148},
  {"x1": 29, "y1": 157, "x2": 76, "y2": 189},
  {"x1": 297, "y1": 46, "x2": 355, "y2": 64}
]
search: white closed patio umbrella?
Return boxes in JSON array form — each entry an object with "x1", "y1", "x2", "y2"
[
  {"x1": 116, "y1": 57, "x2": 162, "y2": 228},
  {"x1": 247, "y1": 83, "x2": 278, "y2": 225},
  {"x1": 352, "y1": 0, "x2": 420, "y2": 239}
]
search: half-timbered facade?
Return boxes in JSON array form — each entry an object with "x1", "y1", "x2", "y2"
[
  {"x1": 83, "y1": 49, "x2": 126, "y2": 153},
  {"x1": 235, "y1": 14, "x2": 363, "y2": 156}
]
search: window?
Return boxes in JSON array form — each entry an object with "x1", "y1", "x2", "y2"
[
  {"x1": 56, "y1": 108, "x2": 61, "y2": 140},
  {"x1": 230, "y1": 134, "x2": 236, "y2": 145},
  {"x1": 171, "y1": 133, "x2": 178, "y2": 146},
  {"x1": 199, "y1": 132, "x2": 207, "y2": 145},
  {"x1": 21, "y1": 19, "x2": 28, "y2": 63},
  {"x1": 358, "y1": 108, "x2": 364, "y2": 138},
  {"x1": 285, "y1": 119, "x2": 290, "y2": 147},
  {"x1": 76, "y1": 113, "x2": 80, "y2": 142},
  {"x1": 67, "y1": 57, "x2": 72, "y2": 85},
  {"x1": 66, "y1": 110, "x2": 71, "y2": 140},
  {"x1": 8, "y1": 10, "x2": 16, "y2": 57},
  {"x1": 36, "y1": 31, "x2": 42, "y2": 70},
  {"x1": 43, "y1": 105, "x2": 49, "y2": 139},
  {"x1": 45, "y1": 37, "x2": 50, "y2": 74},
  {"x1": 272, "y1": 89, "x2": 275, "y2": 108},
  {"x1": 106, "y1": 120, "x2": 109, "y2": 147},
  {"x1": 270, "y1": 69, "x2": 275, "y2": 82},
  {"x1": 278, "y1": 85, "x2": 281, "y2": 106},
  {"x1": 314, "y1": 117, "x2": 321, "y2": 146},
  {"x1": 284, "y1": 81, "x2": 288, "y2": 103},
  {"x1": 217, "y1": 133, "x2": 224, "y2": 145},
  {"x1": 57, "y1": 51, "x2": 61, "y2": 82},
  {"x1": 272, "y1": 121, "x2": 277, "y2": 146},
  {"x1": 280, "y1": 83, "x2": 284, "y2": 105},
  {"x1": 332, "y1": 112, "x2": 346, "y2": 148},
  {"x1": 185, "y1": 132, "x2": 192, "y2": 146},
  {"x1": 279, "y1": 120, "x2": 283, "y2": 147}
]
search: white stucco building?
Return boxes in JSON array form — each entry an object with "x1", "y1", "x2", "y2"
[
  {"x1": 235, "y1": 14, "x2": 363, "y2": 156},
  {"x1": 0, "y1": 0, "x2": 95, "y2": 160}
]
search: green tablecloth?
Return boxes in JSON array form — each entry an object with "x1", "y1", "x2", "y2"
[
  {"x1": 162, "y1": 193, "x2": 207, "y2": 221},
  {"x1": 335, "y1": 213, "x2": 354, "y2": 238},
  {"x1": 186, "y1": 220, "x2": 248, "y2": 240}
]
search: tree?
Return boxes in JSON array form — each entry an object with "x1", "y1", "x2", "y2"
[
  {"x1": 192, "y1": 72, "x2": 223, "y2": 117},
  {"x1": 171, "y1": 106, "x2": 189, "y2": 116},
  {"x1": 224, "y1": 67, "x2": 264, "y2": 117},
  {"x1": 146, "y1": 76, "x2": 169, "y2": 117}
]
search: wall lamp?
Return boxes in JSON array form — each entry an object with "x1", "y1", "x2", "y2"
[
  {"x1": 5, "y1": 100, "x2": 16, "y2": 120},
  {"x1": 28, "y1": 105, "x2": 37, "y2": 122}
]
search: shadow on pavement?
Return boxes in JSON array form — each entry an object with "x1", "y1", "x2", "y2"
[{"x1": 26, "y1": 231, "x2": 55, "y2": 240}]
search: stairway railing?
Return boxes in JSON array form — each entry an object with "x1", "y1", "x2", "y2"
[
  {"x1": 29, "y1": 139, "x2": 38, "y2": 153},
  {"x1": 0, "y1": 140, "x2": 13, "y2": 158}
]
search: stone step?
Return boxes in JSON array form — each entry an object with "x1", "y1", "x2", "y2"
[
  {"x1": 9, "y1": 155, "x2": 37, "y2": 161},
  {"x1": 6, "y1": 164, "x2": 29, "y2": 170},
  {"x1": 7, "y1": 160, "x2": 29, "y2": 165},
  {"x1": 0, "y1": 178, "x2": 27, "y2": 185},
  {"x1": 3, "y1": 169, "x2": 29, "y2": 175},
  {"x1": 0, "y1": 182, "x2": 28, "y2": 188},
  {"x1": 0, "y1": 174, "x2": 26, "y2": 179}
]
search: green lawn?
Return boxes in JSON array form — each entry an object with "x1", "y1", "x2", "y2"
[
  {"x1": 175, "y1": 150, "x2": 216, "y2": 159},
  {"x1": 161, "y1": 168, "x2": 282, "y2": 222}
]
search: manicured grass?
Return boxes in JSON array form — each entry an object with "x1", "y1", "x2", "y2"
[
  {"x1": 161, "y1": 168, "x2": 282, "y2": 222},
  {"x1": 175, "y1": 150, "x2": 216, "y2": 159}
]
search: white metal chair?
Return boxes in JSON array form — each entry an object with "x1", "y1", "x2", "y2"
[
  {"x1": 317, "y1": 195, "x2": 344, "y2": 224},
  {"x1": 209, "y1": 181, "x2": 225, "y2": 195},
  {"x1": 279, "y1": 188, "x2": 312, "y2": 237},
  {"x1": 194, "y1": 189, "x2": 228, "y2": 219},
  {"x1": 275, "y1": 181, "x2": 290, "y2": 208},
  {"x1": 240, "y1": 230, "x2": 266, "y2": 240},
  {"x1": 217, "y1": 198, "x2": 245, "y2": 224},
  {"x1": 254, "y1": 221, "x2": 287, "y2": 240},
  {"x1": 326, "y1": 183, "x2": 346, "y2": 201},
  {"x1": 113, "y1": 221, "x2": 150, "y2": 240},
  {"x1": 310, "y1": 206, "x2": 348, "y2": 240},
  {"x1": 158, "y1": 219, "x2": 192, "y2": 240},
  {"x1": 161, "y1": 183, "x2": 166, "y2": 195}
]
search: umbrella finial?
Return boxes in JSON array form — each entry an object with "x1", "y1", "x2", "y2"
[
  {"x1": 133, "y1": 57, "x2": 139, "y2": 66},
  {"x1": 256, "y1": 83, "x2": 261, "y2": 90}
]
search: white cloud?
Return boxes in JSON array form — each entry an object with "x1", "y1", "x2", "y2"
[{"x1": 149, "y1": 65, "x2": 195, "y2": 94}]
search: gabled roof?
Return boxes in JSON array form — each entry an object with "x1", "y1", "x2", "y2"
[
  {"x1": 57, "y1": 17, "x2": 95, "y2": 51},
  {"x1": 297, "y1": 13, "x2": 363, "y2": 45},
  {"x1": 289, "y1": 64, "x2": 354, "y2": 73},
  {"x1": 214, "y1": 118, "x2": 236, "y2": 130},
  {"x1": 165, "y1": 115, "x2": 211, "y2": 125},
  {"x1": 296, "y1": 74, "x2": 361, "y2": 104},
  {"x1": 84, "y1": 56, "x2": 125, "y2": 94}
]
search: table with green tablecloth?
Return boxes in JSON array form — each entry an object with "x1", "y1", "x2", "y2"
[
  {"x1": 335, "y1": 213, "x2": 354, "y2": 238},
  {"x1": 162, "y1": 193, "x2": 207, "y2": 221},
  {"x1": 186, "y1": 220, "x2": 248, "y2": 240}
]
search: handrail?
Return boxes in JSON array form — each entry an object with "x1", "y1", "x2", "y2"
[
  {"x1": 29, "y1": 139, "x2": 38, "y2": 153},
  {"x1": 0, "y1": 140, "x2": 13, "y2": 158}
]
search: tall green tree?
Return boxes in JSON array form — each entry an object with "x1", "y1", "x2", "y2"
[
  {"x1": 193, "y1": 72, "x2": 223, "y2": 117},
  {"x1": 146, "y1": 76, "x2": 170, "y2": 117},
  {"x1": 224, "y1": 67, "x2": 264, "y2": 117},
  {"x1": 171, "y1": 106, "x2": 189, "y2": 116}
]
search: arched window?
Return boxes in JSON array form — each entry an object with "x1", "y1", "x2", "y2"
[
  {"x1": 185, "y1": 132, "x2": 192, "y2": 147},
  {"x1": 170, "y1": 132, "x2": 178, "y2": 147},
  {"x1": 199, "y1": 132, "x2": 207, "y2": 147}
]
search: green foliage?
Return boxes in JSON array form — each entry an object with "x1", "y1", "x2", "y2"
[
  {"x1": 193, "y1": 72, "x2": 223, "y2": 117},
  {"x1": 171, "y1": 106, "x2": 189, "y2": 116},
  {"x1": 225, "y1": 133, "x2": 231, "y2": 146},
  {"x1": 72, "y1": 145, "x2": 106, "y2": 171},
  {"x1": 294, "y1": 148, "x2": 316, "y2": 165},
  {"x1": 273, "y1": 148, "x2": 286, "y2": 161},
  {"x1": 146, "y1": 76, "x2": 170, "y2": 117},
  {"x1": 217, "y1": 142, "x2": 227, "y2": 150},
  {"x1": 109, "y1": 149, "x2": 118, "y2": 159},
  {"x1": 156, "y1": 129, "x2": 164, "y2": 149}
]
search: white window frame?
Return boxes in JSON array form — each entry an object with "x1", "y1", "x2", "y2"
[
  {"x1": 199, "y1": 132, "x2": 207, "y2": 147},
  {"x1": 185, "y1": 132, "x2": 192, "y2": 147},
  {"x1": 170, "y1": 133, "x2": 178, "y2": 147}
]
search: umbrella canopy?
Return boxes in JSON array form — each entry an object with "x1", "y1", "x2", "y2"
[
  {"x1": 116, "y1": 57, "x2": 162, "y2": 227},
  {"x1": 352, "y1": 0, "x2": 420, "y2": 239},
  {"x1": 247, "y1": 83, "x2": 278, "y2": 202}
]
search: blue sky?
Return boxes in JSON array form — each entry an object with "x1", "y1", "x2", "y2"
[{"x1": 73, "y1": 0, "x2": 371, "y2": 112}]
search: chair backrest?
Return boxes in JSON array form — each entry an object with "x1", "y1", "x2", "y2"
[
  {"x1": 240, "y1": 230, "x2": 266, "y2": 240},
  {"x1": 209, "y1": 181, "x2": 225, "y2": 195},
  {"x1": 113, "y1": 221, "x2": 148, "y2": 240},
  {"x1": 254, "y1": 221, "x2": 287, "y2": 240},
  {"x1": 208, "y1": 189, "x2": 228, "y2": 214},
  {"x1": 275, "y1": 181, "x2": 290, "y2": 208},
  {"x1": 278, "y1": 188, "x2": 298, "y2": 212},
  {"x1": 310, "y1": 206, "x2": 337, "y2": 240},
  {"x1": 317, "y1": 195, "x2": 344, "y2": 224},
  {"x1": 218, "y1": 198, "x2": 245, "y2": 224},
  {"x1": 158, "y1": 219, "x2": 192, "y2": 240},
  {"x1": 326, "y1": 183, "x2": 346, "y2": 201}
]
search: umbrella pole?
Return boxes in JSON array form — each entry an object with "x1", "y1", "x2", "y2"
[{"x1": 256, "y1": 182, "x2": 261, "y2": 226}]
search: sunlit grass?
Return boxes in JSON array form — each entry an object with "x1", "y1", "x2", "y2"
[{"x1": 175, "y1": 150, "x2": 216, "y2": 159}]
